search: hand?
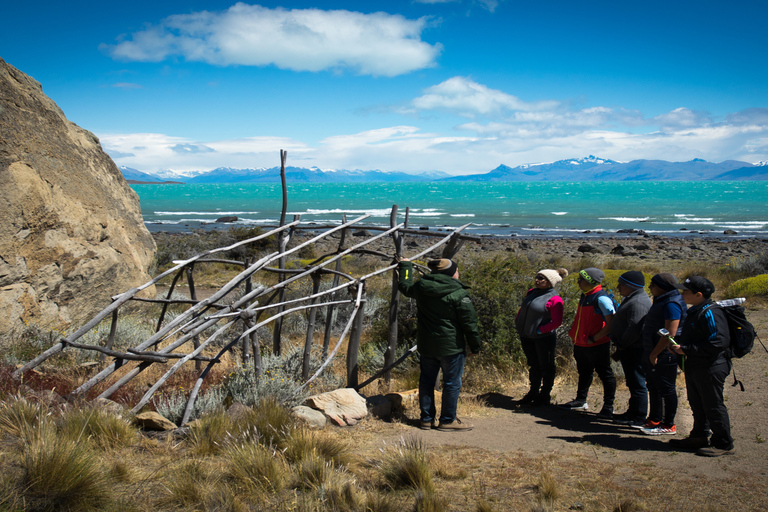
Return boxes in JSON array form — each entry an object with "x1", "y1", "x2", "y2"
[
  {"x1": 400, "y1": 257, "x2": 410, "y2": 262},
  {"x1": 649, "y1": 354, "x2": 658, "y2": 365},
  {"x1": 467, "y1": 352, "x2": 477, "y2": 358},
  {"x1": 670, "y1": 345, "x2": 685, "y2": 355}
]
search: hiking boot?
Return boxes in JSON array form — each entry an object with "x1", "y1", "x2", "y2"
[
  {"x1": 436, "y1": 418, "x2": 473, "y2": 432},
  {"x1": 669, "y1": 436, "x2": 710, "y2": 450},
  {"x1": 560, "y1": 399, "x2": 588, "y2": 411},
  {"x1": 697, "y1": 445, "x2": 735, "y2": 457},
  {"x1": 596, "y1": 407, "x2": 614, "y2": 419},
  {"x1": 532, "y1": 394, "x2": 551, "y2": 406},
  {"x1": 630, "y1": 419, "x2": 659, "y2": 430},
  {"x1": 419, "y1": 421, "x2": 435, "y2": 430},
  {"x1": 641, "y1": 424, "x2": 676, "y2": 436},
  {"x1": 614, "y1": 413, "x2": 644, "y2": 425},
  {"x1": 519, "y1": 391, "x2": 538, "y2": 405}
]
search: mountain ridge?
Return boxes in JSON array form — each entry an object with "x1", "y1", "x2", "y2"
[{"x1": 122, "y1": 156, "x2": 768, "y2": 184}]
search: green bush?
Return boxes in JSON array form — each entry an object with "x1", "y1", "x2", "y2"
[{"x1": 726, "y1": 274, "x2": 768, "y2": 298}]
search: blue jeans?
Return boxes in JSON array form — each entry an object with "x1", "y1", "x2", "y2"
[
  {"x1": 419, "y1": 352, "x2": 466, "y2": 424},
  {"x1": 618, "y1": 345, "x2": 647, "y2": 419}
]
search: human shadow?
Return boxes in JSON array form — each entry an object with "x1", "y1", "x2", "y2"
[{"x1": 476, "y1": 392, "x2": 679, "y2": 453}]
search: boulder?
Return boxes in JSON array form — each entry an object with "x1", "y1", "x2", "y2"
[
  {"x1": 365, "y1": 395, "x2": 392, "y2": 419},
  {"x1": 304, "y1": 388, "x2": 368, "y2": 426},
  {"x1": 216, "y1": 216, "x2": 238, "y2": 223},
  {"x1": 0, "y1": 58, "x2": 155, "y2": 338},
  {"x1": 135, "y1": 411, "x2": 177, "y2": 431},
  {"x1": 292, "y1": 405, "x2": 327, "y2": 429}
]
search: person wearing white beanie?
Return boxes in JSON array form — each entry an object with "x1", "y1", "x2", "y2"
[{"x1": 514, "y1": 268, "x2": 568, "y2": 406}]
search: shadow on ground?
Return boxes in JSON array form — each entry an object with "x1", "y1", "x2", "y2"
[{"x1": 477, "y1": 392, "x2": 678, "y2": 453}]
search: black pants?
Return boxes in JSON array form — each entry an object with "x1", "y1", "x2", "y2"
[
  {"x1": 574, "y1": 343, "x2": 616, "y2": 408},
  {"x1": 645, "y1": 351, "x2": 678, "y2": 425},
  {"x1": 684, "y1": 359, "x2": 733, "y2": 449},
  {"x1": 618, "y1": 345, "x2": 647, "y2": 419},
  {"x1": 521, "y1": 334, "x2": 557, "y2": 397}
]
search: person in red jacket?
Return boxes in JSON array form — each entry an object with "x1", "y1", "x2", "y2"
[{"x1": 562, "y1": 268, "x2": 616, "y2": 417}]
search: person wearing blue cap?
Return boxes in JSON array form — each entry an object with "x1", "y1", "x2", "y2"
[{"x1": 610, "y1": 271, "x2": 651, "y2": 425}]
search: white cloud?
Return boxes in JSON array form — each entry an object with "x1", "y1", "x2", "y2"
[
  {"x1": 412, "y1": 76, "x2": 559, "y2": 116},
  {"x1": 104, "y1": 3, "x2": 441, "y2": 77}
]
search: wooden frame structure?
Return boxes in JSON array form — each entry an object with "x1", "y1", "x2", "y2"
[{"x1": 13, "y1": 151, "x2": 477, "y2": 424}]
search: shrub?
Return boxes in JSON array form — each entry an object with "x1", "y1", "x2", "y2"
[
  {"x1": 187, "y1": 410, "x2": 234, "y2": 456},
  {"x1": 725, "y1": 274, "x2": 768, "y2": 299},
  {"x1": 235, "y1": 397, "x2": 297, "y2": 449}
]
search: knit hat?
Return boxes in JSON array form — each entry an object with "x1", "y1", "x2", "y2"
[
  {"x1": 619, "y1": 270, "x2": 645, "y2": 289},
  {"x1": 676, "y1": 276, "x2": 715, "y2": 298},
  {"x1": 579, "y1": 267, "x2": 605, "y2": 285},
  {"x1": 651, "y1": 273, "x2": 678, "y2": 292},
  {"x1": 428, "y1": 258, "x2": 458, "y2": 277},
  {"x1": 537, "y1": 268, "x2": 568, "y2": 287}
]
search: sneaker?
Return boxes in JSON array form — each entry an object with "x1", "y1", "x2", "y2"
[
  {"x1": 669, "y1": 436, "x2": 710, "y2": 450},
  {"x1": 630, "y1": 419, "x2": 660, "y2": 430},
  {"x1": 519, "y1": 391, "x2": 538, "y2": 404},
  {"x1": 436, "y1": 418, "x2": 473, "y2": 432},
  {"x1": 419, "y1": 421, "x2": 435, "y2": 430},
  {"x1": 697, "y1": 445, "x2": 735, "y2": 457},
  {"x1": 641, "y1": 424, "x2": 676, "y2": 435},
  {"x1": 614, "y1": 414, "x2": 644, "y2": 425},
  {"x1": 560, "y1": 399, "x2": 589, "y2": 411},
  {"x1": 596, "y1": 407, "x2": 614, "y2": 419}
]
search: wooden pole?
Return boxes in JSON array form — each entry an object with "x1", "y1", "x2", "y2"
[
  {"x1": 302, "y1": 273, "x2": 322, "y2": 380},
  {"x1": 273, "y1": 149, "x2": 289, "y2": 355},
  {"x1": 385, "y1": 205, "x2": 402, "y2": 384},
  {"x1": 322, "y1": 214, "x2": 347, "y2": 359},
  {"x1": 346, "y1": 283, "x2": 366, "y2": 388}
]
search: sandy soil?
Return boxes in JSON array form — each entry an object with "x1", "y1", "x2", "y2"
[{"x1": 370, "y1": 309, "x2": 768, "y2": 493}]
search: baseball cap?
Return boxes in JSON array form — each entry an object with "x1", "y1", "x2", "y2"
[{"x1": 675, "y1": 276, "x2": 715, "y2": 298}]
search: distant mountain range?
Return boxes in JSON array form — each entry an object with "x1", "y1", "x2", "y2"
[{"x1": 121, "y1": 156, "x2": 768, "y2": 184}]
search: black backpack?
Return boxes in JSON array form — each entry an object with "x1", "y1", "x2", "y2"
[
  {"x1": 716, "y1": 302, "x2": 765, "y2": 391},
  {"x1": 721, "y1": 304, "x2": 756, "y2": 359}
]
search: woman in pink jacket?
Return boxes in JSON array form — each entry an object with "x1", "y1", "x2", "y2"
[{"x1": 515, "y1": 268, "x2": 568, "y2": 406}]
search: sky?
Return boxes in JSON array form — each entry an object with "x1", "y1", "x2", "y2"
[{"x1": 2, "y1": 0, "x2": 768, "y2": 175}]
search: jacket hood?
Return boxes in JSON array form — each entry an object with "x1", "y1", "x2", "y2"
[{"x1": 418, "y1": 273, "x2": 467, "y2": 298}]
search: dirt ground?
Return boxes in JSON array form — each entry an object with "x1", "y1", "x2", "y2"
[{"x1": 361, "y1": 309, "x2": 768, "y2": 510}]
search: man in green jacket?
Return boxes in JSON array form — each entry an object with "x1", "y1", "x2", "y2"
[{"x1": 398, "y1": 258, "x2": 481, "y2": 431}]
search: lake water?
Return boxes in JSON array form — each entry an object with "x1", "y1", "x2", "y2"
[{"x1": 131, "y1": 181, "x2": 768, "y2": 239}]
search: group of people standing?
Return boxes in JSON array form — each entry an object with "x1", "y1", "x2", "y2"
[
  {"x1": 397, "y1": 256, "x2": 735, "y2": 458},
  {"x1": 517, "y1": 266, "x2": 735, "y2": 458}
]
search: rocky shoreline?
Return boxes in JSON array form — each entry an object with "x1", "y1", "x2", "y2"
[{"x1": 293, "y1": 230, "x2": 768, "y2": 270}]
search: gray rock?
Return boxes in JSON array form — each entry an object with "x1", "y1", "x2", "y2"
[
  {"x1": 216, "y1": 215, "x2": 238, "y2": 223},
  {"x1": 0, "y1": 58, "x2": 156, "y2": 339},
  {"x1": 292, "y1": 405, "x2": 327, "y2": 429},
  {"x1": 578, "y1": 243, "x2": 603, "y2": 254}
]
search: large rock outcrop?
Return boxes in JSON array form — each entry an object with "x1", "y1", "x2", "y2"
[{"x1": 0, "y1": 58, "x2": 156, "y2": 339}]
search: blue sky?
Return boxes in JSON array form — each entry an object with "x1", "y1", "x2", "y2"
[{"x1": 3, "y1": 0, "x2": 767, "y2": 175}]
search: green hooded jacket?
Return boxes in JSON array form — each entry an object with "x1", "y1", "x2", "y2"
[{"x1": 397, "y1": 261, "x2": 481, "y2": 357}]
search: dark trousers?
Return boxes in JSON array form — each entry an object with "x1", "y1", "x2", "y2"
[
  {"x1": 574, "y1": 343, "x2": 616, "y2": 408},
  {"x1": 618, "y1": 345, "x2": 647, "y2": 419},
  {"x1": 419, "y1": 352, "x2": 466, "y2": 424},
  {"x1": 645, "y1": 351, "x2": 678, "y2": 425},
  {"x1": 521, "y1": 334, "x2": 557, "y2": 397},
  {"x1": 684, "y1": 359, "x2": 733, "y2": 449}
]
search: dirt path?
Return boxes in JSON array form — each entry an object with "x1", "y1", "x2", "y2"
[{"x1": 372, "y1": 309, "x2": 768, "y2": 488}]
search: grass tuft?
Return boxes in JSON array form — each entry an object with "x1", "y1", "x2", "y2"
[
  {"x1": 19, "y1": 421, "x2": 112, "y2": 511},
  {"x1": 57, "y1": 406, "x2": 138, "y2": 450},
  {"x1": 224, "y1": 440, "x2": 287, "y2": 493},
  {"x1": 378, "y1": 436, "x2": 434, "y2": 493}
]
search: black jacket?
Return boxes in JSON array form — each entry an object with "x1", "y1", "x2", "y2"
[{"x1": 679, "y1": 300, "x2": 730, "y2": 367}]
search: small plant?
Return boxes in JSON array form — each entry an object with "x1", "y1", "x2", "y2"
[
  {"x1": 57, "y1": 406, "x2": 138, "y2": 450},
  {"x1": 224, "y1": 440, "x2": 287, "y2": 492},
  {"x1": 0, "y1": 395, "x2": 46, "y2": 437},
  {"x1": 19, "y1": 421, "x2": 113, "y2": 511},
  {"x1": 187, "y1": 410, "x2": 234, "y2": 456},
  {"x1": 756, "y1": 433, "x2": 765, "y2": 444},
  {"x1": 295, "y1": 451, "x2": 332, "y2": 489},
  {"x1": 283, "y1": 427, "x2": 355, "y2": 468},
  {"x1": 237, "y1": 397, "x2": 297, "y2": 449},
  {"x1": 378, "y1": 436, "x2": 434, "y2": 493},
  {"x1": 413, "y1": 490, "x2": 450, "y2": 512},
  {"x1": 537, "y1": 471, "x2": 560, "y2": 506},
  {"x1": 726, "y1": 274, "x2": 768, "y2": 298}
]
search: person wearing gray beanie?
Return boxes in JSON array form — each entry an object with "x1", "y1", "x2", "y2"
[
  {"x1": 610, "y1": 271, "x2": 652, "y2": 426},
  {"x1": 515, "y1": 268, "x2": 568, "y2": 406}
]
